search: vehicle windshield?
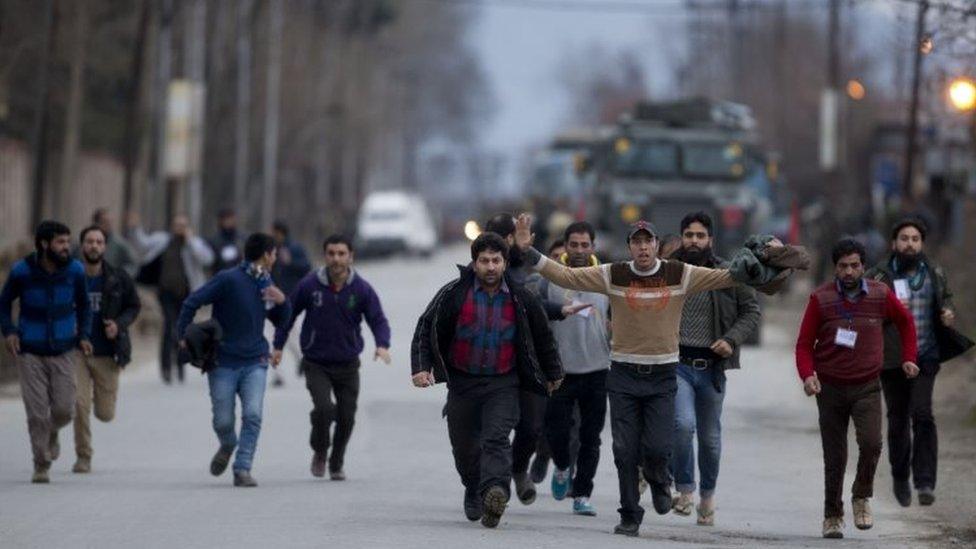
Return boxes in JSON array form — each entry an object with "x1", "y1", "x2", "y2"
[
  {"x1": 683, "y1": 141, "x2": 747, "y2": 179},
  {"x1": 367, "y1": 210, "x2": 404, "y2": 222},
  {"x1": 530, "y1": 160, "x2": 579, "y2": 198},
  {"x1": 611, "y1": 141, "x2": 679, "y2": 177}
]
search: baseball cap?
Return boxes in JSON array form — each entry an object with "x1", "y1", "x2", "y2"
[{"x1": 626, "y1": 220, "x2": 658, "y2": 242}]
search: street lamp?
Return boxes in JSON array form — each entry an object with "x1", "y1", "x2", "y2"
[{"x1": 948, "y1": 77, "x2": 976, "y2": 112}]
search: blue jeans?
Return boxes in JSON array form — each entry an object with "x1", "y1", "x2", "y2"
[
  {"x1": 671, "y1": 362, "x2": 725, "y2": 498},
  {"x1": 208, "y1": 364, "x2": 268, "y2": 473}
]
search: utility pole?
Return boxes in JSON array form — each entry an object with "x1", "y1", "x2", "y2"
[
  {"x1": 903, "y1": 0, "x2": 929, "y2": 210},
  {"x1": 819, "y1": 0, "x2": 843, "y2": 207},
  {"x1": 261, "y1": 0, "x2": 283, "y2": 230},
  {"x1": 153, "y1": 0, "x2": 175, "y2": 227},
  {"x1": 122, "y1": 0, "x2": 150, "y2": 215}
]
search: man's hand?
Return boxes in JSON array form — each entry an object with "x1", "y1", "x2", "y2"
[
  {"x1": 374, "y1": 347, "x2": 392, "y2": 365},
  {"x1": 710, "y1": 339, "x2": 734, "y2": 358},
  {"x1": 79, "y1": 340, "x2": 93, "y2": 357},
  {"x1": 412, "y1": 371, "x2": 435, "y2": 388},
  {"x1": 271, "y1": 350, "x2": 283, "y2": 368},
  {"x1": 4, "y1": 334, "x2": 20, "y2": 355},
  {"x1": 561, "y1": 302, "x2": 592, "y2": 317},
  {"x1": 263, "y1": 286, "x2": 287, "y2": 305},
  {"x1": 803, "y1": 374, "x2": 821, "y2": 396},
  {"x1": 767, "y1": 237, "x2": 784, "y2": 248},
  {"x1": 941, "y1": 308, "x2": 955, "y2": 327},
  {"x1": 279, "y1": 246, "x2": 292, "y2": 265},
  {"x1": 104, "y1": 320, "x2": 118, "y2": 340},
  {"x1": 514, "y1": 214, "x2": 535, "y2": 252},
  {"x1": 902, "y1": 361, "x2": 920, "y2": 379},
  {"x1": 124, "y1": 210, "x2": 140, "y2": 231},
  {"x1": 546, "y1": 378, "x2": 563, "y2": 394}
]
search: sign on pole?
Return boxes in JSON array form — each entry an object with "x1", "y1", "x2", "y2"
[{"x1": 165, "y1": 79, "x2": 205, "y2": 179}]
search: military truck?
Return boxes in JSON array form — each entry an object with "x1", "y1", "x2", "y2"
[{"x1": 588, "y1": 98, "x2": 774, "y2": 260}]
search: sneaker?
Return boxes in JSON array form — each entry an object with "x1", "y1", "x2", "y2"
[
  {"x1": 32, "y1": 463, "x2": 50, "y2": 484},
  {"x1": 210, "y1": 446, "x2": 234, "y2": 476},
  {"x1": 551, "y1": 468, "x2": 571, "y2": 501},
  {"x1": 530, "y1": 454, "x2": 549, "y2": 484},
  {"x1": 917, "y1": 487, "x2": 935, "y2": 506},
  {"x1": 310, "y1": 452, "x2": 326, "y2": 478},
  {"x1": 481, "y1": 485, "x2": 508, "y2": 529},
  {"x1": 852, "y1": 498, "x2": 873, "y2": 530},
  {"x1": 573, "y1": 496, "x2": 596, "y2": 516},
  {"x1": 822, "y1": 516, "x2": 844, "y2": 539},
  {"x1": 672, "y1": 493, "x2": 694, "y2": 516},
  {"x1": 48, "y1": 431, "x2": 60, "y2": 462},
  {"x1": 72, "y1": 457, "x2": 91, "y2": 474},
  {"x1": 233, "y1": 470, "x2": 258, "y2": 487},
  {"x1": 649, "y1": 481, "x2": 673, "y2": 515},
  {"x1": 514, "y1": 472, "x2": 536, "y2": 505},
  {"x1": 893, "y1": 479, "x2": 912, "y2": 507},
  {"x1": 329, "y1": 469, "x2": 346, "y2": 481},
  {"x1": 613, "y1": 521, "x2": 639, "y2": 537},
  {"x1": 463, "y1": 488, "x2": 483, "y2": 521}
]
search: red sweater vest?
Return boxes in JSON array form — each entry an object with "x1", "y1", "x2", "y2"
[{"x1": 812, "y1": 280, "x2": 888, "y2": 386}]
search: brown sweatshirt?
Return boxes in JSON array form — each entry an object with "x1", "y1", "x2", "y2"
[{"x1": 531, "y1": 253, "x2": 735, "y2": 365}]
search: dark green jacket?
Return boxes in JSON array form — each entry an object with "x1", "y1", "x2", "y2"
[
  {"x1": 866, "y1": 256, "x2": 973, "y2": 368},
  {"x1": 709, "y1": 256, "x2": 762, "y2": 370}
]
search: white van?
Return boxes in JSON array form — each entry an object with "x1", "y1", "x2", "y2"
[{"x1": 355, "y1": 191, "x2": 437, "y2": 257}]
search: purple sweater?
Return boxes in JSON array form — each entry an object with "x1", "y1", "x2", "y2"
[{"x1": 273, "y1": 267, "x2": 390, "y2": 364}]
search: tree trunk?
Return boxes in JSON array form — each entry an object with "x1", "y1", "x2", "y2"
[
  {"x1": 58, "y1": 0, "x2": 89, "y2": 224},
  {"x1": 234, "y1": 0, "x2": 255, "y2": 224},
  {"x1": 29, "y1": 0, "x2": 57, "y2": 230},
  {"x1": 123, "y1": 0, "x2": 151, "y2": 214},
  {"x1": 261, "y1": 0, "x2": 283, "y2": 230}
]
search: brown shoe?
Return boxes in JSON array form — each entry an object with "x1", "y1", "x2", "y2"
[
  {"x1": 311, "y1": 453, "x2": 326, "y2": 478},
  {"x1": 823, "y1": 516, "x2": 844, "y2": 539},
  {"x1": 32, "y1": 463, "x2": 50, "y2": 484},
  {"x1": 72, "y1": 457, "x2": 92, "y2": 474},
  {"x1": 852, "y1": 498, "x2": 873, "y2": 530},
  {"x1": 672, "y1": 493, "x2": 694, "y2": 516}
]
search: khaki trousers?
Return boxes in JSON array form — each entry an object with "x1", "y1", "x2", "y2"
[
  {"x1": 18, "y1": 352, "x2": 78, "y2": 466},
  {"x1": 73, "y1": 355, "x2": 120, "y2": 460}
]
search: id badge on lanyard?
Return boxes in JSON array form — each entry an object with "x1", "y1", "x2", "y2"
[{"x1": 834, "y1": 302, "x2": 857, "y2": 349}]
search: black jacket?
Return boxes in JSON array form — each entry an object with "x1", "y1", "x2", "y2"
[
  {"x1": 411, "y1": 265, "x2": 564, "y2": 395},
  {"x1": 179, "y1": 319, "x2": 223, "y2": 373},
  {"x1": 98, "y1": 261, "x2": 142, "y2": 367},
  {"x1": 704, "y1": 256, "x2": 762, "y2": 370},
  {"x1": 867, "y1": 255, "x2": 974, "y2": 367}
]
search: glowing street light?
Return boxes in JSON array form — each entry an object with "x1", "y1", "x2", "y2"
[
  {"x1": 948, "y1": 77, "x2": 976, "y2": 112},
  {"x1": 846, "y1": 79, "x2": 866, "y2": 101}
]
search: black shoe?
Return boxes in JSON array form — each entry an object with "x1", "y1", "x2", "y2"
[
  {"x1": 649, "y1": 481, "x2": 673, "y2": 515},
  {"x1": 464, "y1": 488, "x2": 483, "y2": 521},
  {"x1": 233, "y1": 471, "x2": 258, "y2": 487},
  {"x1": 514, "y1": 472, "x2": 536, "y2": 505},
  {"x1": 917, "y1": 487, "x2": 935, "y2": 506},
  {"x1": 530, "y1": 455, "x2": 549, "y2": 484},
  {"x1": 481, "y1": 486, "x2": 508, "y2": 529},
  {"x1": 613, "y1": 521, "x2": 640, "y2": 537},
  {"x1": 210, "y1": 446, "x2": 234, "y2": 476},
  {"x1": 893, "y1": 479, "x2": 912, "y2": 507}
]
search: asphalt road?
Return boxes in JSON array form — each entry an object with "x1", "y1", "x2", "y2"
[{"x1": 0, "y1": 246, "x2": 945, "y2": 548}]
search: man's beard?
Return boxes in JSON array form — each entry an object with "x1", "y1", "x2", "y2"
[
  {"x1": 45, "y1": 247, "x2": 71, "y2": 268},
  {"x1": 672, "y1": 245, "x2": 713, "y2": 267},
  {"x1": 83, "y1": 251, "x2": 103, "y2": 265},
  {"x1": 567, "y1": 252, "x2": 590, "y2": 267},
  {"x1": 894, "y1": 250, "x2": 923, "y2": 273}
]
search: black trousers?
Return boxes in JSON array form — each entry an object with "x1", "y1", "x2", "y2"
[
  {"x1": 881, "y1": 360, "x2": 940, "y2": 489},
  {"x1": 545, "y1": 369, "x2": 608, "y2": 498},
  {"x1": 158, "y1": 290, "x2": 185, "y2": 382},
  {"x1": 304, "y1": 358, "x2": 360, "y2": 472},
  {"x1": 607, "y1": 362, "x2": 677, "y2": 525},
  {"x1": 512, "y1": 388, "x2": 548, "y2": 475},
  {"x1": 447, "y1": 372, "x2": 520, "y2": 497}
]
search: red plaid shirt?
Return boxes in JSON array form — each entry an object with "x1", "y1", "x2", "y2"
[{"x1": 450, "y1": 280, "x2": 517, "y2": 375}]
